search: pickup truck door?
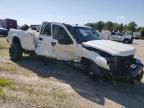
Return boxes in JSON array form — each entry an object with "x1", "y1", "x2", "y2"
[
  {"x1": 35, "y1": 23, "x2": 55, "y2": 58},
  {"x1": 51, "y1": 24, "x2": 79, "y2": 61}
]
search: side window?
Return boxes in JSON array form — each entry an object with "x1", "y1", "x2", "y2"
[
  {"x1": 120, "y1": 33, "x2": 123, "y2": 36},
  {"x1": 53, "y1": 25, "x2": 69, "y2": 40},
  {"x1": 53, "y1": 25, "x2": 59, "y2": 39},
  {"x1": 40, "y1": 23, "x2": 47, "y2": 34},
  {"x1": 117, "y1": 33, "x2": 123, "y2": 36},
  {"x1": 52, "y1": 25, "x2": 73, "y2": 44},
  {"x1": 111, "y1": 32, "x2": 116, "y2": 35},
  {"x1": 42, "y1": 23, "x2": 51, "y2": 35}
]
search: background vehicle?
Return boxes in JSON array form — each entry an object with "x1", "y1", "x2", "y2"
[
  {"x1": 141, "y1": 31, "x2": 144, "y2": 39},
  {"x1": 133, "y1": 32, "x2": 141, "y2": 39},
  {"x1": 30, "y1": 25, "x2": 41, "y2": 32},
  {"x1": 0, "y1": 27, "x2": 8, "y2": 37},
  {"x1": 7, "y1": 22, "x2": 143, "y2": 83},
  {"x1": 110, "y1": 32, "x2": 133, "y2": 44},
  {"x1": 101, "y1": 32, "x2": 133, "y2": 44},
  {"x1": 0, "y1": 18, "x2": 17, "y2": 30}
]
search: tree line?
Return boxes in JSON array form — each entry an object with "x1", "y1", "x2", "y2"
[{"x1": 85, "y1": 21, "x2": 144, "y2": 33}]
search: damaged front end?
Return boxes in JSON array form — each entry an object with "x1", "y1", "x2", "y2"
[
  {"x1": 109, "y1": 55, "x2": 143, "y2": 82},
  {"x1": 82, "y1": 44, "x2": 143, "y2": 83}
]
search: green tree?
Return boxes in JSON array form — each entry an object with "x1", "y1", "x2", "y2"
[
  {"x1": 113, "y1": 23, "x2": 119, "y2": 32},
  {"x1": 140, "y1": 27, "x2": 144, "y2": 32},
  {"x1": 137, "y1": 27, "x2": 142, "y2": 32},
  {"x1": 85, "y1": 21, "x2": 141, "y2": 33},
  {"x1": 104, "y1": 21, "x2": 113, "y2": 32},
  {"x1": 128, "y1": 21, "x2": 137, "y2": 32},
  {"x1": 85, "y1": 23, "x2": 96, "y2": 29},
  {"x1": 118, "y1": 24, "x2": 124, "y2": 32},
  {"x1": 95, "y1": 21, "x2": 105, "y2": 32},
  {"x1": 85, "y1": 21, "x2": 104, "y2": 32},
  {"x1": 123, "y1": 24, "x2": 128, "y2": 32}
]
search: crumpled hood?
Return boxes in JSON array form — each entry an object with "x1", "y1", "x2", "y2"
[{"x1": 82, "y1": 40, "x2": 136, "y2": 56}]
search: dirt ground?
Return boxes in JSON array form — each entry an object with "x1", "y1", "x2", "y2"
[
  {"x1": 133, "y1": 40, "x2": 144, "y2": 63},
  {"x1": 0, "y1": 37, "x2": 144, "y2": 108}
]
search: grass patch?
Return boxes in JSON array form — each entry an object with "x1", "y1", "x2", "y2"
[
  {"x1": 52, "y1": 89, "x2": 66, "y2": 100},
  {"x1": 0, "y1": 78, "x2": 16, "y2": 97},
  {"x1": 0, "y1": 50, "x2": 9, "y2": 56},
  {"x1": 0, "y1": 38, "x2": 9, "y2": 56},
  {"x1": 0, "y1": 78, "x2": 12, "y2": 87},
  {"x1": 19, "y1": 85, "x2": 34, "y2": 93},
  {"x1": 0, "y1": 38, "x2": 9, "y2": 49},
  {"x1": 0, "y1": 87, "x2": 5, "y2": 97},
  {"x1": 0, "y1": 63, "x2": 17, "y2": 72},
  {"x1": 0, "y1": 78, "x2": 10, "y2": 87}
]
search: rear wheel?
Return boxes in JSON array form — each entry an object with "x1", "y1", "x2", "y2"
[{"x1": 9, "y1": 43, "x2": 23, "y2": 61}]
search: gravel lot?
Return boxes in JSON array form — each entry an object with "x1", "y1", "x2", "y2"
[
  {"x1": 133, "y1": 40, "x2": 144, "y2": 63},
  {"x1": 0, "y1": 37, "x2": 144, "y2": 108}
]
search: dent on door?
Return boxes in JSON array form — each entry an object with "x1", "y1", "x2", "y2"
[
  {"x1": 54, "y1": 44, "x2": 79, "y2": 60},
  {"x1": 35, "y1": 36, "x2": 55, "y2": 57}
]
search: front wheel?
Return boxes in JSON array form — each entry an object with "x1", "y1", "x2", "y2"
[
  {"x1": 89, "y1": 62, "x2": 104, "y2": 79},
  {"x1": 136, "y1": 70, "x2": 143, "y2": 81},
  {"x1": 123, "y1": 39, "x2": 130, "y2": 44},
  {"x1": 9, "y1": 43, "x2": 23, "y2": 61}
]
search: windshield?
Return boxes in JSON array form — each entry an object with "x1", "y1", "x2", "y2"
[
  {"x1": 64, "y1": 24, "x2": 100, "y2": 43},
  {"x1": 74, "y1": 27, "x2": 100, "y2": 42}
]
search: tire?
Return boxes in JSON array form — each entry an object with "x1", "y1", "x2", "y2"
[
  {"x1": 128, "y1": 78, "x2": 134, "y2": 84},
  {"x1": 130, "y1": 39, "x2": 133, "y2": 44},
  {"x1": 80, "y1": 58, "x2": 91, "y2": 73},
  {"x1": 136, "y1": 70, "x2": 143, "y2": 82},
  {"x1": 9, "y1": 43, "x2": 23, "y2": 61},
  {"x1": 89, "y1": 62, "x2": 104, "y2": 80},
  {"x1": 123, "y1": 39, "x2": 130, "y2": 44}
]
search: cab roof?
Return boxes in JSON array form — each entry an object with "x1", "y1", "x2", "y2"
[{"x1": 42, "y1": 21, "x2": 92, "y2": 29}]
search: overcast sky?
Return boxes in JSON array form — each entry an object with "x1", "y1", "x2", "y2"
[{"x1": 0, "y1": 0, "x2": 144, "y2": 26}]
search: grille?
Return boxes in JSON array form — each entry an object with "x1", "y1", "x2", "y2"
[{"x1": 110, "y1": 55, "x2": 136, "y2": 75}]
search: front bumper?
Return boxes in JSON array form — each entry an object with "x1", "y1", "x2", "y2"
[{"x1": 111, "y1": 59, "x2": 144, "y2": 81}]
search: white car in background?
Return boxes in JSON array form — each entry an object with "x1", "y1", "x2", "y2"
[
  {"x1": 100, "y1": 32, "x2": 133, "y2": 44},
  {"x1": 133, "y1": 32, "x2": 141, "y2": 39}
]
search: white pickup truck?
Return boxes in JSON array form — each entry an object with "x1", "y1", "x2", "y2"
[
  {"x1": 7, "y1": 22, "x2": 143, "y2": 83},
  {"x1": 101, "y1": 32, "x2": 133, "y2": 44}
]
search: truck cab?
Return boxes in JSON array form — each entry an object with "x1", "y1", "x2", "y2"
[{"x1": 35, "y1": 22, "x2": 80, "y2": 61}]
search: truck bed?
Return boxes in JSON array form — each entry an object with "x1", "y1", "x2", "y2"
[{"x1": 8, "y1": 29, "x2": 39, "y2": 51}]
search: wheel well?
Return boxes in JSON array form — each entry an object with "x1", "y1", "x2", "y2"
[
  {"x1": 81, "y1": 57, "x2": 92, "y2": 65},
  {"x1": 12, "y1": 37, "x2": 21, "y2": 44},
  {"x1": 124, "y1": 38, "x2": 130, "y2": 41}
]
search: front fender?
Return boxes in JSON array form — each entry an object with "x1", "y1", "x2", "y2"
[
  {"x1": 93, "y1": 55, "x2": 110, "y2": 70},
  {"x1": 80, "y1": 45, "x2": 110, "y2": 70},
  {"x1": 86, "y1": 51, "x2": 110, "y2": 70}
]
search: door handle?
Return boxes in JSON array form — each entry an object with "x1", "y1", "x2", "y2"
[
  {"x1": 39, "y1": 38, "x2": 43, "y2": 41},
  {"x1": 51, "y1": 42, "x2": 56, "y2": 47}
]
